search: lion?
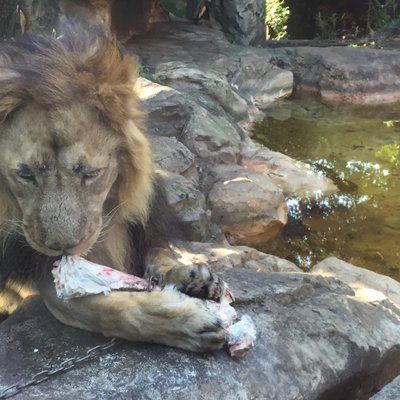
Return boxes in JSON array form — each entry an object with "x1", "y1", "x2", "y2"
[{"x1": 0, "y1": 30, "x2": 225, "y2": 352}]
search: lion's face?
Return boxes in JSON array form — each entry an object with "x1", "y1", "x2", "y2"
[
  {"x1": 0, "y1": 102, "x2": 121, "y2": 257},
  {"x1": 0, "y1": 33, "x2": 154, "y2": 262}
]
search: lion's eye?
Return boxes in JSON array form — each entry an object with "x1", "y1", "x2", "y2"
[
  {"x1": 82, "y1": 169, "x2": 101, "y2": 182},
  {"x1": 17, "y1": 164, "x2": 36, "y2": 182}
]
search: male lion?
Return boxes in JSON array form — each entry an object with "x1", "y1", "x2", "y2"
[{"x1": 0, "y1": 31, "x2": 225, "y2": 352}]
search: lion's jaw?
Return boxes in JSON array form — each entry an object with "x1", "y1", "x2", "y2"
[{"x1": 0, "y1": 102, "x2": 121, "y2": 257}]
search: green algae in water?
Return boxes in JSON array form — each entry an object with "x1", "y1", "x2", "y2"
[{"x1": 254, "y1": 99, "x2": 400, "y2": 280}]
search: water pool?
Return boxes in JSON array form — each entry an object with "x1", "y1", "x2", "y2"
[{"x1": 254, "y1": 99, "x2": 400, "y2": 280}]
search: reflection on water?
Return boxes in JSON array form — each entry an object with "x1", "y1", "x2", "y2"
[{"x1": 253, "y1": 99, "x2": 400, "y2": 280}]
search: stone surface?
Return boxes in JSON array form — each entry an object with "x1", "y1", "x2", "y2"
[
  {"x1": 151, "y1": 135, "x2": 197, "y2": 181},
  {"x1": 155, "y1": 62, "x2": 249, "y2": 118},
  {"x1": 129, "y1": 22, "x2": 400, "y2": 107},
  {"x1": 1, "y1": 266, "x2": 400, "y2": 400},
  {"x1": 207, "y1": 165, "x2": 287, "y2": 246},
  {"x1": 312, "y1": 257, "x2": 400, "y2": 307},
  {"x1": 136, "y1": 76, "x2": 243, "y2": 164},
  {"x1": 181, "y1": 105, "x2": 243, "y2": 164},
  {"x1": 21, "y1": 0, "x2": 60, "y2": 34},
  {"x1": 270, "y1": 46, "x2": 400, "y2": 105},
  {"x1": 213, "y1": 0, "x2": 266, "y2": 45},
  {"x1": 157, "y1": 170, "x2": 208, "y2": 240},
  {"x1": 171, "y1": 240, "x2": 300, "y2": 272},
  {"x1": 371, "y1": 375, "x2": 400, "y2": 400},
  {"x1": 135, "y1": 77, "x2": 192, "y2": 138},
  {"x1": 231, "y1": 64, "x2": 293, "y2": 109},
  {"x1": 241, "y1": 141, "x2": 338, "y2": 197},
  {"x1": 128, "y1": 22, "x2": 293, "y2": 119}
]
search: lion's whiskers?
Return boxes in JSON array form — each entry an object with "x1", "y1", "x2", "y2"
[{"x1": 98, "y1": 204, "x2": 123, "y2": 241}]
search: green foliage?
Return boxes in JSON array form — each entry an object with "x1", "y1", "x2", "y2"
[
  {"x1": 138, "y1": 64, "x2": 156, "y2": 82},
  {"x1": 375, "y1": 143, "x2": 400, "y2": 164},
  {"x1": 160, "y1": 0, "x2": 186, "y2": 18},
  {"x1": 368, "y1": 0, "x2": 398, "y2": 30},
  {"x1": 265, "y1": 0, "x2": 290, "y2": 39},
  {"x1": 383, "y1": 119, "x2": 400, "y2": 128},
  {"x1": 315, "y1": 12, "x2": 340, "y2": 39}
]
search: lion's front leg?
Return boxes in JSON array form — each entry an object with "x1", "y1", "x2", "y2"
[
  {"x1": 146, "y1": 247, "x2": 224, "y2": 302},
  {"x1": 37, "y1": 272, "x2": 225, "y2": 352}
]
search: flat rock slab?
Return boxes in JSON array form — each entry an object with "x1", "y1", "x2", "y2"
[
  {"x1": 128, "y1": 22, "x2": 400, "y2": 107},
  {"x1": 371, "y1": 375, "x2": 400, "y2": 400},
  {"x1": 1, "y1": 268, "x2": 400, "y2": 400}
]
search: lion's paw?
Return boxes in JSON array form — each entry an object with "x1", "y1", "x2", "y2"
[
  {"x1": 172, "y1": 296, "x2": 226, "y2": 352},
  {"x1": 163, "y1": 264, "x2": 224, "y2": 301}
]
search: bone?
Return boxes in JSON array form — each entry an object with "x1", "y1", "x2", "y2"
[{"x1": 52, "y1": 256, "x2": 256, "y2": 357}]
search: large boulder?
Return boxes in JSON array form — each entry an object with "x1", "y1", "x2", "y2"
[
  {"x1": 157, "y1": 170, "x2": 208, "y2": 240},
  {"x1": 151, "y1": 135, "x2": 198, "y2": 181},
  {"x1": 213, "y1": 0, "x2": 266, "y2": 45},
  {"x1": 207, "y1": 165, "x2": 288, "y2": 246},
  {"x1": 135, "y1": 77, "x2": 192, "y2": 138},
  {"x1": 1, "y1": 264, "x2": 400, "y2": 400},
  {"x1": 128, "y1": 22, "x2": 293, "y2": 120},
  {"x1": 130, "y1": 22, "x2": 400, "y2": 107},
  {"x1": 270, "y1": 46, "x2": 400, "y2": 105},
  {"x1": 154, "y1": 62, "x2": 249, "y2": 118},
  {"x1": 136, "y1": 77, "x2": 243, "y2": 164},
  {"x1": 241, "y1": 141, "x2": 338, "y2": 197},
  {"x1": 181, "y1": 105, "x2": 243, "y2": 164},
  {"x1": 312, "y1": 257, "x2": 400, "y2": 307}
]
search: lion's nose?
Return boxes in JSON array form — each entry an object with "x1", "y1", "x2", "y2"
[{"x1": 44, "y1": 238, "x2": 80, "y2": 252}]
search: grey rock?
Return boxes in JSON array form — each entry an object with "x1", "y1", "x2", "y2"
[
  {"x1": 136, "y1": 77, "x2": 243, "y2": 164},
  {"x1": 207, "y1": 164, "x2": 287, "y2": 246},
  {"x1": 182, "y1": 106, "x2": 243, "y2": 164},
  {"x1": 231, "y1": 62, "x2": 293, "y2": 109},
  {"x1": 157, "y1": 170, "x2": 208, "y2": 240},
  {"x1": 128, "y1": 22, "x2": 293, "y2": 118},
  {"x1": 312, "y1": 257, "x2": 400, "y2": 307},
  {"x1": 2, "y1": 267, "x2": 400, "y2": 400},
  {"x1": 151, "y1": 135, "x2": 198, "y2": 181},
  {"x1": 270, "y1": 46, "x2": 400, "y2": 105},
  {"x1": 155, "y1": 61, "x2": 249, "y2": 118},
  {"x1": 371, "y1": 375, "x2": 400, "y2": 400},
  {"x1": 21, "y1": 0, "x2": 60, "y2": 34},
  {"x1": 130, "y1": 22, "x2": 400, "y2": 107},
  {"x1": 213, "y1": 0, "x2": 266, "y2": 45},
  {"x1": 135, "y1": 77, "x2": 192, "y2": 138},
  {"x1": 241, "y1": 141, "x2": 338, "y2": 197},
  {"x1": 171, "y1": 240, "x2": 300, "y2": 272},
  {"x1": 0, "y1": 0, "x2": 20, "y2": 39}
]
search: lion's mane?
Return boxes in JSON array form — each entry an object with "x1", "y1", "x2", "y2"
[{"x1": 0, "y1": 30, "x2": 166, "y2": 284}]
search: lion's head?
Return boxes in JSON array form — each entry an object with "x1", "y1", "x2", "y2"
[{"x1": 0, "y1": 32, "x2": 153, "y2": 257}]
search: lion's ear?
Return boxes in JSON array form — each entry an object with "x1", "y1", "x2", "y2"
[{"x1": 0, "y1": 68, "x2": 25, "y2": 122}]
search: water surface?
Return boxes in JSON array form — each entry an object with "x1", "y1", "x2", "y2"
[{"x1": 254, "y1": 99, "x2": 400, "y2": 280}]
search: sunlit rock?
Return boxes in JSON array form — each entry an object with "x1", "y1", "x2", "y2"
[
  {"x1": 135, "y1": 77, "x2": 191, "y2": 138},
  {"x1": 207, "y1": 165, "x2": 288, "y2": 246},
  {"x1": 232, "y1": 66, "x2": 293, "y2": 109},
  {"x1": 154, "y1": 62, "x2": 249, "y2": 118},
  {"x1": 241, "y1": 142, "x2": 338, "y2": 197},
  {"x1": 312, "y1": 256, "x2": 400, "y2": 307},
  {"x1": 171, "y1": 240, "x2": 300, "y2": 272}
]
